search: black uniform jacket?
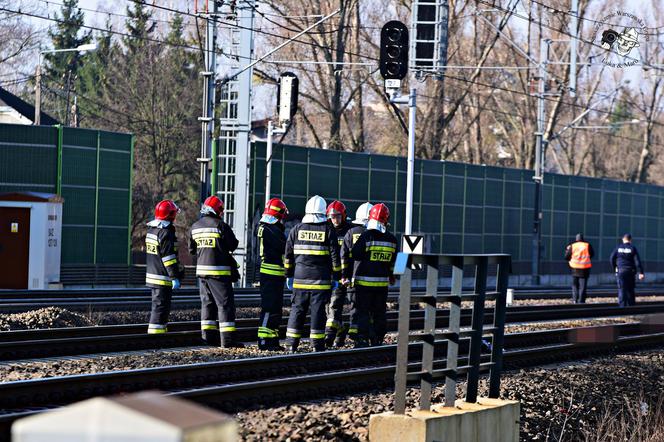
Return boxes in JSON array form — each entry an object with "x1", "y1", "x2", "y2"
[
  {"x1": 146, "y1": 222, "x2": 182, "y2": 288},
  {"x1": 285, "y1": 221, "x2": 341, "y2": 290},
  {"x1": 341, "y1": 225, "x2": 366, "y2": 280},
  {"x1": 610, "y1": 243, "x2": 644, "y2": 273},
  {"x1": 189, "y1": 214, "x2": 239, "y2": 279},
  {"x1": 257, "y1": 221, "x2": 286, "y2": 278},
  {"x1": 350, "y1": 229, "x2": 398, "y2": 289}
]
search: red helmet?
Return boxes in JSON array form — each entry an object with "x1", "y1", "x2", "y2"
[
  {"x1": 369, "y1": 203, "x2": 390, "y2": 225},
  {"x1": 155, "y1": 200, "x2": 179, "y2": 221},
  {"x1": 202, "y1": 195, "x2": 224, "y2": 217},
  {"x1": 264, "y1": 198, "x2": 288, "y2": 220},
  {"x1": 326, "y1": 200, "x2": 346, "y2": 220}
]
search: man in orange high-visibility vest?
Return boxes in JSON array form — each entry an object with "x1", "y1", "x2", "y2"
[{"x1": 565, "y1": 233, "x2": 594, "y2": 303}]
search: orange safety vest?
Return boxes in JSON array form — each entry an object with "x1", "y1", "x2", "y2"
[{"x1": 569, "y1": 242, "x2": 592, "y2": 269}]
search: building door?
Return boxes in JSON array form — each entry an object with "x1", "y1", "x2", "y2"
[{"x1": 0, "y1": 207, "x2": 30, "y2": 289}]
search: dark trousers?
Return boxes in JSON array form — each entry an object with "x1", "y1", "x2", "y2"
[
  {"x1": 349, "y1": 286, "x2": 388, "y2": 345},
  {"x1": 287, "y1": 289, "x2": 331, "y2": 350},
  {"x1": 325, "y1": 286, "x2": 347, "y2": 337},
  {"x1": 617, "y1": 269, "x2": 636, "y2": 307},
  {"x1": 571, "y1": 276, "x2": 588, "y2": 303},
  {"x1": 148, "y1": 286, "x2": 172, "y2": 333},
  {"x1": 258, "y1": 274, "x2": 285, "y2": 345},
  {"x1": 199, "y1": 278, "x2": 236, "y2": 345}
]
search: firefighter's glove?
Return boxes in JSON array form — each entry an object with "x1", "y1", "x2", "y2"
[
  {"x1": 286, "y1": 278, "x2": 294, "y2": 290},
  {"x1": 172, "y1": 279, "x2": 181, "y2": 290}
]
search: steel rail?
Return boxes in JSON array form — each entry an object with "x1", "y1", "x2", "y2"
[
  {"x1": 2, "y1": 303, "x2": 664, "y2": 361},
  {"x1": 1, "y1": 286, "x2": 662, "y2": 312}
]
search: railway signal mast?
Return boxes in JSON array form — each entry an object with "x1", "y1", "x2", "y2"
[
  {"x1": 380, "y1": 1, "x2": 449, "y2": 239},
  {"x1": 265, "y1": 73, "x2": 299, "y2": 204},
  {"x1": 379, "y1": 21, "x2": 416, "y2": 236}
]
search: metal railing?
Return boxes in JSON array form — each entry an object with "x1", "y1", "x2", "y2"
[{"x1": 392, "y1": 253, "x2": 511, "y2": 413}]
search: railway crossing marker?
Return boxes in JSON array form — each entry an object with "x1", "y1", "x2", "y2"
[
  {"x1": 402, "y1": 234, "x2": 424, "y2": 254},
  {"x1": 402, "y1": 234, "x2": 424, "y2": 270}
]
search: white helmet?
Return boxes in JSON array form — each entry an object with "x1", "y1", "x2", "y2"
[
  {"x1": 302, "y1": 195, "x2": 327, "y2": 223},
  {"x1": 352, "y1": 202, "x2": 373, "y2": 225}
]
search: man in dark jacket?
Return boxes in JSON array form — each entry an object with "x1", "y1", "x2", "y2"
[
  {"x1": 145, "y1": 200, "x2": 184, "y2": 334},
  {"x1": 284, "y1": 195, "x2": 341, "y2": 352},
  {"x1": 610, "y1": 233, "x2": 645, "y2": 307},
  {"x1": 564, "y1": 233, "x2": 594, "y2": 303},
  {"x1": 324, "y1": 200, "x2": 352, "y2": 348},
  {"x1": 189, "y1": 196, "x2": 242, "y2": 348},
  {"x1": 333, "y1": 202, "x2": 373, "y2": 348},
  {"x1": 256, "y1": 198, "x2": 288, "y2": 350},
  {"x1": 349, "y1": 203, "x2": 397, "y2": 347}
]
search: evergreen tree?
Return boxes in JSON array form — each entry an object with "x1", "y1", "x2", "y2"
[
  {"x1": 43, "y1": 0, "x2": 91, "y2": 123},
  {"x1": 124, "y1": 2, "x2": 156, "y2": 53},
  {"x1": 76, "y1": 18, "x2": 114, "y2": 126}
]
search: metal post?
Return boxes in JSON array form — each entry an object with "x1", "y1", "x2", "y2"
[
  {"x1": 489, "y1": 256, "x2": 510, "y2": 398},
  {"x1": 93, "y1": 131, "x2": 101, "y2": 264},
  {"x1": 531, "y1": 39, "x2": 548, "y2": 286},
  {"x1": 394, "y1": 265, "x2": 412, "y2": 414},
  {"x1": 34, "y1": 56, "x2": 42, "y2": 125},
  {"x1": 405, "y1": 88, "x2": 417, "y2": 235},
  {"x1": 569, "y1": 0, "x2": 578, "y2": 97},
  {"x1": 444, "y1": 257, "x2": 463, "y2": 407},
  {"x1": 265, "y1": 120, "x2": 274, "y2": 204},
  {"x1": 465, "y1": 257, "x2": 488, "y2": 403},
  {"x1": 419, "y1": 259, "x2": 438, "y2": 411},
  {"x1": 127, "y1": 135, "x2": 135, "y2": 265},
  {"x1": 199, "y1": 0, "x2": 217, "y2": 204}
]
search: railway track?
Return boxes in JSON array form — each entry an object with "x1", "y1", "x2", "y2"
[
  {"x1": 2, "y1": 302, "x2": 664, "y2": 361},
  {"x1": 0, "y1": 322, "x2": 662, "y2": 441},
  {"x1": 1, "y1": 286, "x2": 663, "y2": 312}
]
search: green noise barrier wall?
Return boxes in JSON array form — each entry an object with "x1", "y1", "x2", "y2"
[
  {"x1": 0, "y1": 123, "x2": 133, "y2": 265},
  {"x1": 249, "y1": 142, "x2": 664, "y2": 274}
]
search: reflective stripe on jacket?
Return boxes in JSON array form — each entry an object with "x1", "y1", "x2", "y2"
[
  {"x1": 350, "y1": 229, "x2": 398, "y2": 289},
  {"x1": 189, "y1": 214, "x2": 239, "y2": 279},
  {"x1": 145, "y1": 224, "x2": 181, "y2": 288},
  {"x1": 341, "y1": 225, "x2": 365, "y2": 279},
  {"x1": 569, "y1": 241, "x2": 592, "y2": 269},
  {"x1": 257, "y1": 222, "x2": 286, "y2": 277},
  {"x1": 284, "y1": 221, "x2": 341, "y2": 289}
]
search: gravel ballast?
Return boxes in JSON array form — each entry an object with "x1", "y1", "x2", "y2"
[
  {"x1": 0, "y1": 317, "x2": 639, "y2": 382},
  {"x1": 235, "y1": 348, "x2": 664, "y2": 441}
]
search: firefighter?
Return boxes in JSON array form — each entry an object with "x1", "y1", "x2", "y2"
[
  {"x1": 256, "y1": 197, "x2": 289, "y2": 351},
  {"x1": 189, "y1": 196, "x2": 243, "y2": 348},
  {"x1": 284, "y1": 195, "x2": 341, "y2": 352},
  {"x1": 564, "y1": 233, "x2": 594, "y2": 303},
  {"x1": 610, "y1": 233, "x2": 645, "y2": 307},
  {"x1": 324, "y1": 200, "x2": 352, "y2": 348},
  {"x1": 145, "y1": 200, "x2": 184, "y2": 334},
  {"x1": 334, "y1": 202, "x2": 373, "y2": 348},
  {"x1": 349, "y1": 203, "x2": 397, "y2": 347}
]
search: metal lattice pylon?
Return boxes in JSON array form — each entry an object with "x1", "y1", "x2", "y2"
[{"x1": 216, "y1": 0, "x2": 255, "y2": 285}]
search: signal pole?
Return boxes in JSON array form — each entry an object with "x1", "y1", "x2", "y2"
[
  {"x1": 388, "y1": 87, "x2": 417, "y2": 235},
  {"x1": 266, "y1": 72, "x2": 298, "y2": 204},
  {"x1": 265, "y1": 120, "x2": 286, "y2": 204},
  {"x1": 531, "y1": 38, "x2": 549, "y2": 286}
]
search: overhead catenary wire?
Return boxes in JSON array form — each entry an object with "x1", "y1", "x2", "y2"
[
  {"x1": 476, "y1": 0, "x2": 664, "y2": 73},
  {"x1": 0, "y1": 5, "x2": 379, "y2": 68},
  {"x1": 128, "y1": 1, "x2": 380, "y2": 62},
  {"x1": 416, "y1": 90, "x2": 661, "y2": 150}
]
